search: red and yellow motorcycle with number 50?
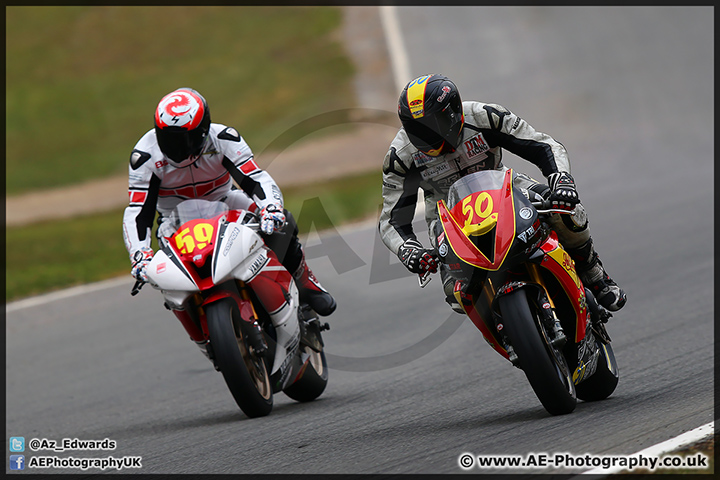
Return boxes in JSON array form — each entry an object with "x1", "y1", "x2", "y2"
[{"x1": 428, "y1": 169, "x2": 619, "y2": 415}]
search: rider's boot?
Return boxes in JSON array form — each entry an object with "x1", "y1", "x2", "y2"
[
  {"x1": 291, "y1": 253, "x2": 337, "y2": 316},
  {"x1": 443, "y1": 277, "x2": 466, "y2": 314},
  {"x1": 567, "y1": 238, "x2": 627, "y2": 312},
  {"x1": 263, "y1": 211, "x2": 336, "y2": 317}
]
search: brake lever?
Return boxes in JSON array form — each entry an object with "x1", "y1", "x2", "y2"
[
  {"x1": 418, "y1": 270, "x2": 433, "y2": 288},
  {"x1": 131, "y1": 280, "x2": 145, "y2": 296},
  {"x1": 243, "y1": 222, "x2": 288, "y2": 236},
  {"x1": 531, "y1": 200, "x2": 576, "y2": 215}
]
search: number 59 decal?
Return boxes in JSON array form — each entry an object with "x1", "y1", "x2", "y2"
[{"x1": 175, "y1": 221, "x2": 215, "y2": 255}]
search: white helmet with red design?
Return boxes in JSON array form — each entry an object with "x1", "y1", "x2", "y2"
[{"x1": 154, "y1": 88, "x2": 211, "y2": 167}]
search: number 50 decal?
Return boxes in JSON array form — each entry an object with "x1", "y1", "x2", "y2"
[
  {"x1": 461, "y1": 192, "x2": 494, "y2": 229},
  {"x1": 175, "y1": 222, "x2": 215, "y2": 254}
]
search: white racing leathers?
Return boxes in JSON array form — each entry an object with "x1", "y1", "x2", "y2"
[
  {"x1": 122, "y1": 123, "x2": 283, "y2": 260},
  {"x1": 379, "y1": 101, "x2": 590, "y2": 260}
]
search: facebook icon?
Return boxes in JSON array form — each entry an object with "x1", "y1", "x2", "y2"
[{"x1": 10, "y1": 455, "x2": 25, "y2": 470}]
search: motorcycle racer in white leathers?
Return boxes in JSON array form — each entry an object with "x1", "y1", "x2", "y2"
[
  {"x1": 123, "y1": 88, "x2": 336, "y2": 337},
  {"x1": 379, "y1": 74, "x2": 626, "y2": 313}
]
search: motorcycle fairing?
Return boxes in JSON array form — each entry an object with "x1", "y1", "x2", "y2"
[
  {"x1": 539, "y1": 231, "x2": 588, "y2": 342},
  {"x1": 147, "y1": 246, "x2": 199, "y2": 309},
  {"x1": 438, "y1": 169, "x2": 516, "y2": 271},
  {"x1": 455, "y1": 281, "x2": 510, "y2": 360},
  {"x1": 212, "y1": 221, "x2": 268, "y2": 285},
  {"x1": 169, "y1": 213, "x2": 227, "y2": 291}
]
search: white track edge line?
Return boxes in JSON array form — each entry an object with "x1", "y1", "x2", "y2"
[
  {"x1": 579, "y1": 421, "x2": 715, "y2": 476},
  {"x1": 4, "y1": 214, "x2": 400, "y2": 313},
  {"x1": 379, "y1": 5, "x2": 411, "y2": 93},
  {"x1": 6, "y1": 276, "x2": 131, "y2": 313}
]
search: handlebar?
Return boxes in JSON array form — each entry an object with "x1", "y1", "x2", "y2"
[
  {"x1": 531, "y1": 199, "x2": 576, "y2": 216},
  {"x1": 414, "y1": 199, "x2": 575, "y2": 291},
  {"x1": 131, "y1": 213, "x2": 284, "y2": 296}
]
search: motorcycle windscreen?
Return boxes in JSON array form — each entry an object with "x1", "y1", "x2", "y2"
[
  {"x1": 439, "y1": 169, "x2": 516, "y2": 271},
  {"x1": 167, "y1": 199, "x2": 242, "y2": 268},
  {"x1": 166, "y1": 200, "x2": 236, "y2": 290}
]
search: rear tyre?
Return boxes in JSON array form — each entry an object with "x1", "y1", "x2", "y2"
[
  {"x1": 283, "y1": 346, "x2": 328, "y2": 402},
  {"x1": 498, "y1": 289, "x2": 577, "y2": 415},
  {"x1": 206, "y1": 298, "x2": 273, "y2": 417},
  {"x1": 576, "y1": 339, "x2": 619, "y2": 401}
]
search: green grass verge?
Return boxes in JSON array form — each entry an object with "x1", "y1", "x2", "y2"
[
  {"x1": 6, "y1": 209, "x2": 131, "y2": 302},
  {"x1": 6, "y1": 6, "x2": 355, "y2": 195},
  {"x1": 5, "y1": 170, "x2": 383, "y2": 303},
  {"x1": 623, "y1": 437, "x2": 714, "y2": 475},
  {"x1": 284, "y1": 170, "x2": 383, "y2": 234}
]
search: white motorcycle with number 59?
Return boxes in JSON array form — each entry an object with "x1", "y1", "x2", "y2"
[{"x1": 133, "y1": 199, "x2": 329, "y2": 418}]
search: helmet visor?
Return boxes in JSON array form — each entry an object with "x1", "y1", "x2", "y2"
[
  {"x1": 156, "y1": 126, "x2": 206, "y2": 165},
  {"x1": 403, "y1": 105, "x2": 463, "y2": 155}
]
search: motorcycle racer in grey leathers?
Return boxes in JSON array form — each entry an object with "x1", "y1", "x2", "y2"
[
  {"x1": 123, "y1": 88, "x2": 336, "y2": 339},
  {"x1": 379, "y1": 74, "x2": 626, "y2": 313}
]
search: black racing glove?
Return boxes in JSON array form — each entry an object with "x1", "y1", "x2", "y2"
[
  {"x1": 398, "y1": 239, "x2": 439, "y2": 275},
  {"x1": 547, "y1": 172, "x2": 580, "y2": 210}
]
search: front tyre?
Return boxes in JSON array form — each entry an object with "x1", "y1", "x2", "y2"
[
  {"x1": 576, "y1": 339, "x2": 619, "y2": 401},
  {"x1": 283, "y1": 346, "x2": 328, "y2": 402},
  {"x1": 206, "y1": 298, "x2": 273, "y2": 417},
  {"x1": 498, "y1": 289, "x2": 577, "y2": 415}
]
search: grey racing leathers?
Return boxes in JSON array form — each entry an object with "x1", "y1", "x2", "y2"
[{"x1": 379, "y1": 101, "x2": 591, "y2": 296}]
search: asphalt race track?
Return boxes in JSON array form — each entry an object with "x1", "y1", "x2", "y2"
[{"x1": 6, "y1": 7, "x2": 713, "y2": 475}]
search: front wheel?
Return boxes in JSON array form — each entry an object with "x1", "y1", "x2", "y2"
[
  {"x1": 498, "y1": 289, "x2": 577, "y2": 415},
  {"x1": 206, "y1": 298, "x2": 273, "y2": 417}
]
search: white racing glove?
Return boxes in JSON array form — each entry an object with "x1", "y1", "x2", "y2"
[
  {"x1": 131, "y1": 246, "x2": 154, "y2": 283},
  {"x1": 259, "y1": 203, "x2": 286, "y2": 235}
]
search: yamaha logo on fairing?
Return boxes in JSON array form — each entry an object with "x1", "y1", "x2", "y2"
[
  {"x1": 439, "y1": 243, "x2": 449, "y2": 257},
  {"x1": 248, "y1": 252, "x2": 268, "y2": 277}
]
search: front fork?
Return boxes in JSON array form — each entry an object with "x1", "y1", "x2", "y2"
[
  {"x1": 170, "y1": 281, "x2": 268, "y2": 368},
  {"x1": 526, "y1": 263, "x2": 567, "y2": 350},
  {"x1": 492, "y1": 263, "x2": 567, "y2": 367}
]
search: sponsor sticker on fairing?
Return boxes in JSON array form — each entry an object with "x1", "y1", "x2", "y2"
[{"x1": 222, "y1": 227, "x2": 240, "y2": 256}]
